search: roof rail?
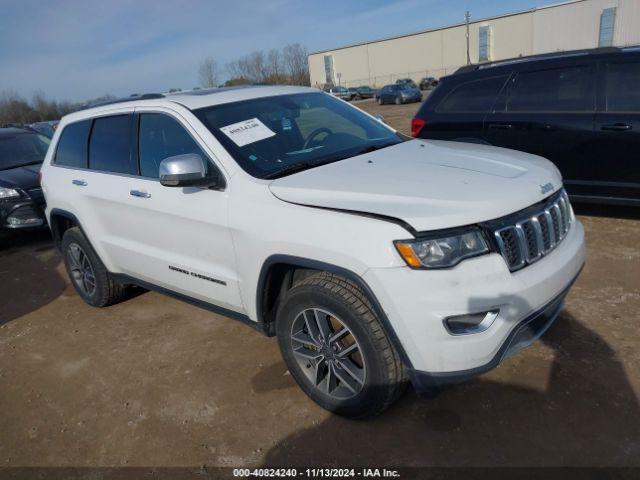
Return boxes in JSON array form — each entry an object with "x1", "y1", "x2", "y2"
[
  {"x1": 453, "y1": 46, "x2": 626, "y2": 75},
  {"x1": 81, "y1": 93, "x2": 165, "y2": 110}
]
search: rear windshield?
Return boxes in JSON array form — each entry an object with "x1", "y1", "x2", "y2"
[
  {"x1": 194, "y1": 92, "x2": 401, "y2": 179},
  {"x1": 0, "y1": 131, "x2": 51, "y2": 170}
]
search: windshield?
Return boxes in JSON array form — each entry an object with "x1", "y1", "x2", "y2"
[
  {"x1": 0, "y1": 131, "x2": 51, "y2": 170},
  {"x1": 194, "y1": 92, "x2": 402, "y2": 179}
]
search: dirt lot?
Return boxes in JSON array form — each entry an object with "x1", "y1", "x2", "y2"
[{"x1": 1, "y1": 98, "x2": 639, "y2": 470}]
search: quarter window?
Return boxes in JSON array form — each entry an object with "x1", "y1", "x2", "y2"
[
  {"x1": 437, "y1": 76, "x2": 507, "y2": 113},
  {"x1": 605, "y1": 61, "x2": 640, "y2": 112},
  {"x1": 88, "y1": 115, "x2": 132, "y2": 174},
  {"x1": 54, "y1": 120, "x2": 91, "y2": 168},
  {"x1": 507, "y1": 66, "x2": 594, "y2": 112},
  {"x1": 138, "y1": 113, "x2": 208, "y2": 178}
]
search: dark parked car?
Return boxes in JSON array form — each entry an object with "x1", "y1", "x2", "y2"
[
  {"x1": 377, "y1": 84, "x2": 422, "y2": 105},
  {"x1": 323, "y1": 85, "x2": 352, "y2": 101},
  {"x1": 412, "y1": 46, "x2": 640, "y2": 206},
  {"x1": 0, "y1": 128, "x2": 50, "y2": 234},
  {"x1": 28, "y1": 121, "x2": 59, "y2": 138},
  {"x1": 419, "y1": 76, "x2": 439, "y2": 90},
  {"x1": 349, "y1": 86, "x2": 376, "y2": 100},
  {"x1": 395, "y1": 78, "x2": 418, "y2": 89}
]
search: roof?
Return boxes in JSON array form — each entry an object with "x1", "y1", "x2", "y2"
[
  {"x1": 309, "y1": 0, "x2": 587, "y2": 55},
  {"x1": 167, "y1": 85, "x2": 315, "y2": 110},
  {"x1": 65, "y1": 85, "x2": 317, "y2": 123},
  {"x1": 450, "y1": 45, "x2": 639, "y2": 76},
  {"x1": 0, "y1": 127, "x2": 36, "y2": 136}
]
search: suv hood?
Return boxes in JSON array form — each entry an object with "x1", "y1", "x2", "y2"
[
  {"x1": 0, "y1": 163, "x2": 41, "y2": 191},
  {"x1": 269, "y1": 140, "x2": 563, "y2": 232}
]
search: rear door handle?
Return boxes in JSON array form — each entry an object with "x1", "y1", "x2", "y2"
[
  {"x1": 72, "y1": 179, "x2": 87, "y2": 186},
  {"x1": 488, "y1": 123, "x2": 513, "y2": 130},
  {"x1": 601, "y1": 123, "x2": 632, "y2": 131},
  {"x1": 130, "y1": 189, "x2": 151, "y2": 198}
]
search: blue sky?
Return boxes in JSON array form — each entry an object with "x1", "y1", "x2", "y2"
[{"x1": 1, "y1": 0, "x2": 562, "y2": 102}]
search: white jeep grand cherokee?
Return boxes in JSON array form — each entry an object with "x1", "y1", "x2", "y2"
[{"x1": 41, "y1": 86, "x2": 585, "y2": 418}]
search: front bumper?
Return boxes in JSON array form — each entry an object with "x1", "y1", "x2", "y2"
[
  {"x1": 363, "y1": 218, "x2": 585, "y2": 386},
  {"x1": 1, "y1": 192, "x2": 46, "y2": 230},
  {"x1": 408, "y1": 273, "x2": 575, "y2": 393}
]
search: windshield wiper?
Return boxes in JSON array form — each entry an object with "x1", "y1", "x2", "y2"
[{"x1": 263, "y1": 160, "x2": 327, "y2": 180}]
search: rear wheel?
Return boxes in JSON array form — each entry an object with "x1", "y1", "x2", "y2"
[
  {"x1": 276, "y1": 272, "x2": 406, "y2": 419},
  {"x1": 61, "y1": 227, "x2": 127, "y2": 307}
]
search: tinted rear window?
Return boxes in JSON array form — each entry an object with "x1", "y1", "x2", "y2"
[
  {"x1": 88, "y1": 115, "x2": 132, "y2": 174},
  {"x1": 605, "y1": 61, "x2": 640, "y2": 112},
  {"x1": 437, "y1": 76, "x2": 507, "y2": 112},
  {"x1": 507, "y1": 66, "x2": 594, "y2": 112},
  {"x1": 54, "y1": 120, "x2": 91, "y2": 168}
]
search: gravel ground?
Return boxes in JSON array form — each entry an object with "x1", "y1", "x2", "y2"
[{"x1": 0, "y1": 97, "x2": 639, "y2": 470}]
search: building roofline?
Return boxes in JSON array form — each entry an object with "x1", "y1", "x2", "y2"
[{"x1": 308, "y1": 0, "x2": 586, "y2": 56}]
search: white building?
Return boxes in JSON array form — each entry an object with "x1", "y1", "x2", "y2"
[{"x1": 308, "y1": 0, "x2": 640, "y2": 88}]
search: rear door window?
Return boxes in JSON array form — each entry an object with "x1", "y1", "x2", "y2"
[
  {"x1": 507, "y1": 65, "x2": 594, "y2": 112},
  {"x1": 88, "y1": 115, "x2": 132, "y2": 174},
  {"x1": 604, "y1": 61, "x2": 640, "y2": 112},
  {"x1": 138, "y1": 113, "x2": 208, "y2": 178},
  {"x1": 437, "y1": 75, "x2": 508, "y2": 113},
  {"x1": 54, "y1": 120, "x2": 92, "y2": 168}
]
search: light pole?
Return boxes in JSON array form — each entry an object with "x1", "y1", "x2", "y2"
[
  {"x1": 465, "y1": 11, "x2": 471, "y2": 65},
  {"x1": 337, "y1": 72, "x2": 342, "y2": 87}
]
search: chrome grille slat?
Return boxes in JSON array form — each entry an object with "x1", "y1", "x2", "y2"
[{"x1": 493, "y1": 190, "x2": 573, "y2": 272}]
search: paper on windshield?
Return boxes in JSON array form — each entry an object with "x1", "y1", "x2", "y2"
[{"x1": 220, "y1": 118, "x2": 275, "y2": 147}]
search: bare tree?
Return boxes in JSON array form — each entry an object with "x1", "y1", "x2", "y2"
[
  {"x1": 220, "y1": 44, "x2": 310, "y2": 87},
  {"x1": 283, "y1": 43, "x2": 310, "y2": 86},
  {"x1": 198, "y1": 56, "x2": 218, "y2": 88}
]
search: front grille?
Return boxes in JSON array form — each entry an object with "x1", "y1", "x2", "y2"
[{"x1": 494, "y1": 190, "x2": 573, "y2": 272}]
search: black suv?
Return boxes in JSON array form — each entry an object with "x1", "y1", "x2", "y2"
[
  {"x1": 0, "y1": 127, "x2": 50, "y2": 235},
  {"x1": 412, "y1": 46, "x2": 640, "y2": 206}
]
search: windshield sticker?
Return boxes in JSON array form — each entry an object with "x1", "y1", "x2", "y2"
[{"x1": 220, "y1": 118, "x2": 275, "y2": 147}]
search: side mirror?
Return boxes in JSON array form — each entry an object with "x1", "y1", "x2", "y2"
[{"x1": 159, "y1": 154, "x2": 221, "y2": 188}]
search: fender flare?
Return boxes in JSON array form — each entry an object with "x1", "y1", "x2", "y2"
[
  {"x1": 48, "y1": 208, "x2": 88, "y2": 249},
  {"x1": 256, "y1": 254, "x2": 414, "y2": 370}
]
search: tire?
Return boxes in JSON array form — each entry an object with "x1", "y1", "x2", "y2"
[
  {"x1": 276, "y1": 271, "x2": 406, "y2": 419},
  {"x1": 395, "y1": 96, "x2": 402, "y2": 105},
  {"x1": 377, "y1": 97, "x2": 383, "y2": 105},
  {"x1": 61, "y1": 227, "x2": 127, "y2": 307}
]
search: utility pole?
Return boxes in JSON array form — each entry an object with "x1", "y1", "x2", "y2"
[{"x1": 465, "y1": 11, "x2": 471, "y2": 65}]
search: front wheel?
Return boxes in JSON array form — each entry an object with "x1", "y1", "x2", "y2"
[
  {"x1": 61, "y1": 227, "x2": 127, "y2": 307},
  {"x1": 276, "y1": 272, "x2": 406, "y2": 419},
  {"x1": 395, "y1": 96, "x2": 402, "y2": 105},
  {"x1": 377, "y1": 97, "x2": 383, "y2": 105}
]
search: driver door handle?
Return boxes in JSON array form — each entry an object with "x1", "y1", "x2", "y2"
[
  {"x1": 130, "y1": 190, "x2": 151, "y2": 198},
  {"x1": 72, "y1": 179, "x2": 87, "y2": 186}
]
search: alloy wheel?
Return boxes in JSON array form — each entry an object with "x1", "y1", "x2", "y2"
[
  {"x1": 67, "y1": 243, "x2": 97, "y2": 297},
  {"x1": 290, "y1": 308, "x2": 366, "y2": 399}
]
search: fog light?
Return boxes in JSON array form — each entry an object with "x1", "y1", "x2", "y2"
[
  {"x1": 6, "y1": 216, "x2": 43, "y2": 227},
  {"x1": 444, "y1": 310, "x2": 499, "y2": 335}
]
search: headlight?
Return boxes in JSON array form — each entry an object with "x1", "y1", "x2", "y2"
[
  {"x1": 0, "y1": 187, "x2": 20, "y2": 199},
  {"x1": 395, "y1": 229, "x2": 489, "y2": 268}
]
